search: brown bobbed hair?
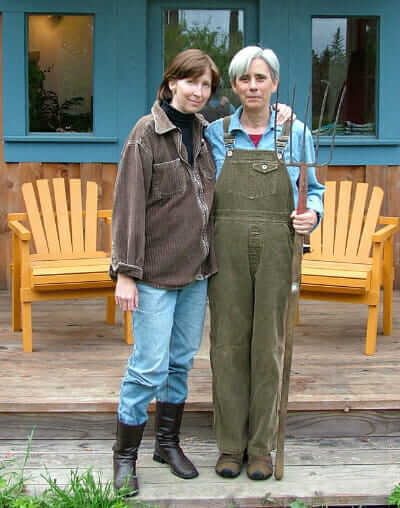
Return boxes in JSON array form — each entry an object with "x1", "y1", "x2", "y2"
[{"x1": 157, "y1": 49, "x2": 220, "y2": 102}]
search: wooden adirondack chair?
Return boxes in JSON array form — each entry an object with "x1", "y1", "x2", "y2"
[
  {"x1": 300, "y1": 181, "x2": 399, "y2": 355},
  {"x1": 8, "y1": 178, "x2": 133, "y2": 352}
]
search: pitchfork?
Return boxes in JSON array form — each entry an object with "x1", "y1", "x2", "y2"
[{"x1": 273, "y1": 82, "x2": 346, "y2": 480}]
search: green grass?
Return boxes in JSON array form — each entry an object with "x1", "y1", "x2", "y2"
[
  {"x1": 0, "y1": 431, "x2": 157, "y2": 508},
  {"x1": 1, "y1": 433, "x2": 398, "y2": 507}
]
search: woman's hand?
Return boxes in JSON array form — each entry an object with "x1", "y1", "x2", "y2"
[
  {"x1": 273, "y1": 103, "x2": 296, "y2": 125},
  {"x1": 291, "y1": 209, "x2": 317, "y2": 235},
  {"x1": 115, "y1": 273, "x2": 139, "y2": 312}
]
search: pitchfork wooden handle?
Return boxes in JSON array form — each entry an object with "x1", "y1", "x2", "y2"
[{"x1": 297, "y1": 164, "x2": 308, "y2": 215}]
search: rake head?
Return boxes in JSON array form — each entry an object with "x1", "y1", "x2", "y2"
[{"x1": 274, "y1": 81, "x2": 346, "y2": 168}]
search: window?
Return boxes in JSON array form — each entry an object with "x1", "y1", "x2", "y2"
[
  {"x1": 164, "y1": 8, "x2": 244, "y2": 121},
  {"x1": 2, "y1": 1, "x2": 117, "y2": 163},
  {"x1": 312, "y1": 17, "x2": 378, "y2": 136},
  {"x1": 28, "y1": 15, "x2": 94, "y2": 133}
]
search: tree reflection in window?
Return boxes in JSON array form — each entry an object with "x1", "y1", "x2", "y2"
[
  {"x1": 28, "y1": 15, "x2": 93, "y2": 133},
  {"x1": 164, "y1": 9, "x2": 244, "y2": 121},
  {"x1": 312, "y1": 17, "x2": 378, "y2": 136}
]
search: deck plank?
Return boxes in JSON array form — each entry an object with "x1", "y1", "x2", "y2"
[
  {"x1": 1, "y1": 412, "x2": 400, "y2": 507},
  {"x1": 0, "y1": 291, "x2": 399, "y2": 412}
]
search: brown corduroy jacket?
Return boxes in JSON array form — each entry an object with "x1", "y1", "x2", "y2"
[{"x1": 110, "y1": 101, "x2": 217, "y2": 289}]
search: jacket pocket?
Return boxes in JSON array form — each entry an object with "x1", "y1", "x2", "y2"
[{"x1": 152, "y1": 159, "x2": 187, "y2": 198}]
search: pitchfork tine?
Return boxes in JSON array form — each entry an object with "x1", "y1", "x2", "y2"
[
  {"x1": 289, "y1": 85, "x2": 296, "y2": 164},
  {"x1": 314, "y1": 81, "x2": 330, "y2": 162},
  {"x1": 324, "y1": 84, "x2": 347, "y2": 166},
  {"x1": 301, "y1": 85, "x2": 312, "y2": 162}
]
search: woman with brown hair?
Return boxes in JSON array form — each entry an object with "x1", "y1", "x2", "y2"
[{"x1": 110, "y1": 49, "x2": 220, "y2": 495}]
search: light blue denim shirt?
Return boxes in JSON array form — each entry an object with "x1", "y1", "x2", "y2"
[{"x1": 205, "y1": 106, "x2": 325, "y2": 222}]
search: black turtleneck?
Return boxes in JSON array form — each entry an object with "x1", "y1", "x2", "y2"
[{"x1": 161, "y1": 101, "x2": 194, "y2": 166}]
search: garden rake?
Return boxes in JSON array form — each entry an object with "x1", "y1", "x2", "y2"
[{"x1": 273, "y1": 82, "x2": 346, "y2": 480}]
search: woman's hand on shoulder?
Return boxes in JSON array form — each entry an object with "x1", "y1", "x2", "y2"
[
  {"x1": 273, "y1": 103, "x2": 296, "y2": 125},
  {"x1": 115, "y1": 273, "x2": 139, "y2": 312}
]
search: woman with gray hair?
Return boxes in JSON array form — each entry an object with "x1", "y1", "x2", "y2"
[{"x1": 205, "y1": 46, "x2": 324, "y2": 480}]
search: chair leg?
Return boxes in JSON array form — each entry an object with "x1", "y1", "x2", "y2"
[
  {"x1": 11, "y1": 264, "x2": 22, "y2": 331},
  {"x1": 365, "y1": 304, "x2": 379, "y2": 356},
  {"x1": 382, "y1": 271, "x2": 393, "y2": 336},
  {"x1": 22, "y1": 302, "x2": 33, "y2": 353},
  {"x1": 124, "y1": 312, "x2": 134, "y2": 345},
  {"x1": 106, "y1": 296, "x2": 116, "y2": 325}
]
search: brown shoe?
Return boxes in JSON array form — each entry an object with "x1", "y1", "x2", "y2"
[
  {"x1": 215, "y1": 453, "x2": 243, "y2": 478},
  {"x1": 247, "y1": 454, "x2": 273, "y2": 480}
]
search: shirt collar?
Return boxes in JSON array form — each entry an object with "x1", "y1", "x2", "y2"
[{"x1": 228, "y1": 106, "x2": 283, "y2": 136}]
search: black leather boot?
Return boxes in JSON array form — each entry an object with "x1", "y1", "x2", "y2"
[
  {"x1": 113, "y1": 419, "x2": 145, "y2": 496},
  {"x1": 153, "y1": 401, "x2": 198, "y2": 479}
]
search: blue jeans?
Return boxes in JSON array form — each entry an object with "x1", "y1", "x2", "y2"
[{"x1": 118, "y1": 279, "x2": 208, "y2": 425}]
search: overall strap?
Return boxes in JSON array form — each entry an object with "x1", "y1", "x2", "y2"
[
  {"x1": 275, "y1": 119, "x2": 292, "y2": 156},
  {"x1": 223, "y1": 116, "x2": 235, "y2": 149}
]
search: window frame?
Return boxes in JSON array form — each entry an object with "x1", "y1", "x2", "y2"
[
  {"x1": 147, "y1": 0, "x2": 259, "y2": 110},
  {"x1": 2, "y1": 0, "x2": 118, "y2": 162},
  {"x1": 288, "y1": 0, "x2": 400, "y2": 155}
]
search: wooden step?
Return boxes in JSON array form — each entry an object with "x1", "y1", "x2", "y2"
[{"x1": 1, "y1": 412, "x2": 399, "y2": 507}]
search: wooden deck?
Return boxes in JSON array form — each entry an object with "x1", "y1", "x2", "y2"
[
  {"x1": 0, "y1": 291, "x2": 399, "y2": 412},
  {"x1": 1, "y1": 290, "x2": 400, "y2": 506}
]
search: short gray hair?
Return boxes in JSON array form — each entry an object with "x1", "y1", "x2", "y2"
[{"x1": 228, "y1": 46, "x2": 280, "y2": 84}]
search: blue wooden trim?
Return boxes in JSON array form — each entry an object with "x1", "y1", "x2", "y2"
[
  {"x1": 318, "y1": 144, "x2": 400, "y2": 166},
  {"x1": 318, "y1": 138, "x2": 400, "y2": 147},
  {"x1": 0, "y1": 1, "x2": 107, "y2": 12},
  {"x1": 4, "y1": 136, "x2": 118, "y2": 143},
  {"x1": 2, "y1": 13, "x2": 26, "y2": 137},
  {"x1": 2, "y1": 1, "x2": 119, "y2": 162},
  {"x1": 259, "y1": 0, "x2": 290, "y2": 104},
  {"x1": 3, "y1": 143, "x2": 119, "y2": 163},
  {"x1": 116, "y1": 0, "x2": 148, "y2": 158}
]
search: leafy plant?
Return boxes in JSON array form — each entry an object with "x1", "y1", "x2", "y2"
[
  {"x1": 0, "y1": 432, "x2": 158, "y2": 508},
  {"x1": 389, "y1": 483, "x2": 400, "y2": 507},
  {"x1": 28, "y1": 58, "x2": 91, "y2": 133}
]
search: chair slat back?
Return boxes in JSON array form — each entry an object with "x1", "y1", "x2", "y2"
[
  {"x1": 69, "y1": 179, "x2": 85, "y2": 253},
  {"x1": 22, "y1": 182, "x2": 49, "y2": 254},
  {"x1": 22, "y1": 178, "x2": 100, "y2": 256},
  {"x1": 309, "y1": 181, "x2": 384, "y2": 263},
  {"x1": 345, "y1": 183, "x2": 368, "y2": 258},
  {"x1": 334, "y1": 181, "x2": 352, "y2": 258},
  {"x1": 53, "y1": 178, "x2": 73, "y2": 254},
  {"x1": 36, "y1": 179, "x2": 60, "y2": 254},
  {"x1": 85, "y1": 181, "x2": 98, "y2": 252},
  {"x1": 321, "y1": 181, "x2": 336, "y2": 257},
  {"x1": 357, "y1": 186, "x2": 384, "y2": 258}
]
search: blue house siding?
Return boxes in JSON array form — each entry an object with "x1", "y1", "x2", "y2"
[{"x1": 0, "y1": 0, "x2": 399, "y2": 165}]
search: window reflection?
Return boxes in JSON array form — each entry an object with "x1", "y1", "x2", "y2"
[
  {"x1": 312, "y1": 17, "x2": 378, "y2": 136},
  {"x1": 28, "y1": 15, "x2": 94, "y2": 133},
  {"x1": 164, "y1": 9, "x2": 244, "y2": 120}
]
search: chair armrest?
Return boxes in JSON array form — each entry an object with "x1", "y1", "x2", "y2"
[
  {"x1": 8, "y1": 220, "x2": 31, "y2": 241},
  {"x1": 372, "y1": 224, "x2": 398, "y2": 244}
]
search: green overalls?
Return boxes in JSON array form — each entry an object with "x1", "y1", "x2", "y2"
[{"x1": 209, "y1": 117, "x2": 294, "y2": 456}]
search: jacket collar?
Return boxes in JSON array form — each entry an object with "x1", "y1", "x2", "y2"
[{"x1": 152, "y1": 100, "x2": 208, "y2": 135}]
